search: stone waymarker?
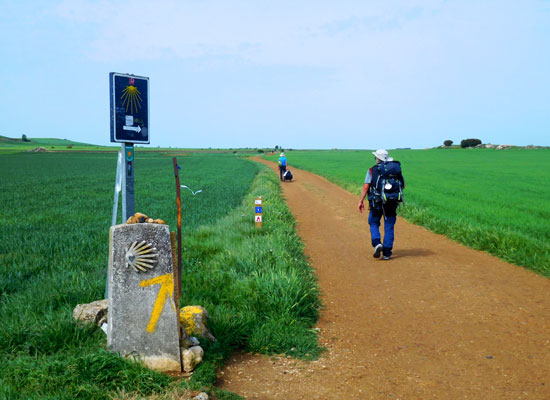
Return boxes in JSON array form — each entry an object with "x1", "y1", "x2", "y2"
[{"x1": 107, "y1": 223, "x2": 182, "y2": 371}]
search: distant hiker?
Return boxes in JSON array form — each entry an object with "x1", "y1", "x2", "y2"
[
  {"x1": 283, "y1": 169, "x2": 293, "y2": 182},
  {"x1": 358, "y1": 149, "x2": 405, "y2": 260},
  {"x1": 278, "y1": 152, "x2": 288, "y2": 181}
]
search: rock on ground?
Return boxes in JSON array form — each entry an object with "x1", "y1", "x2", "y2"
[
  {"x1": 182, "y1": 346, "x2": 204, "y2": 372},
  {"x1": 73, "y1": 299, "x2": 108, "y2": 326},
  {"x1": 180, "y1": 306, "x2": 216, "y2": 341}
]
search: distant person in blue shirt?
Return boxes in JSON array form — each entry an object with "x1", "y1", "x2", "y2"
[{"x1": 277, "y1": 152, "x2": 287, "y2": 181}]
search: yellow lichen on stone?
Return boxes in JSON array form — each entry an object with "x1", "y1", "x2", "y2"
[
  {"x1": 179, "y1": 305, "x2": 216, "y2": 341},
  {"x1": 179, "y1": 306, "x2": 204, "y2": 336}
]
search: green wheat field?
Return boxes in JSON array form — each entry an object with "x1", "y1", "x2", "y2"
[
  {"x1": 0, "y1": 150, "x2": 320, "y2": 399},
  {"x1": 1, "y1": 143, "x2": 549, "y2": 399}
]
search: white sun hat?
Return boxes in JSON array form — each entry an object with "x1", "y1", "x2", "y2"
[
  {"x1": 372, "y1": 149, "x2": 390, "y2": 161},
  {"x1": 280, "y1": 152, "x2": 285, "y2": 156}
]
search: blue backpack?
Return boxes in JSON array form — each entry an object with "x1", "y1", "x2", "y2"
[{"x1": 371, "y1": 161, "x2": 404, "y2": 205}]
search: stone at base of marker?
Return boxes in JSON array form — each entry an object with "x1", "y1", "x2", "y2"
[
  {"x1": 182, "y1": 346, "x2": 204, "y2": 372},
  {"x1": 180, "y1": 306, "x2": 216, "y2": 342},
  {"x1": 137, "y1": 355, "x2": 182, "y2": 372},
  {"x1": 73, "y1": 299, "x2": 108, "y2": 326}
]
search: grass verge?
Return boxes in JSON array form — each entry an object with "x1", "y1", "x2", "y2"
[{"x1": 177, "y1": 164, "x2": 322, "y2": 394}]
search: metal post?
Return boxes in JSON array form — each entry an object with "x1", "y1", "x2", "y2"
[
  {"x1": 122, "y1": 143, "x2": 135, "y2": 222},
  {"x1": 172, "y1": 158, "x2": 182, "y2": 304},
  {"x1": 172, "y1": 159, "x2": 184, "y2": 373},
  {"x1": 107, "y1": 150, "x2": 123, "y2": 299},
  {"x1": 112, "y1": 150, "x2": 123, "y2": 226}
]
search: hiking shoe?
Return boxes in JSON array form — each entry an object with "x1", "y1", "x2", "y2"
[
  {"x1": 373, "y1": 244, "x2": 383, "y2": 258},
  {"x1": 382, "y1": 255, "x2": 391, "y2": 260}
]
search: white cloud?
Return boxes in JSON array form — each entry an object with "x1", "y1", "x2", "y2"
[{"x1": 53, "y1": 0, "x2": 448, "y2": 66}]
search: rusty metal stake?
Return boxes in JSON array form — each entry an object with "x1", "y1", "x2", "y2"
[
  {"x1": 172, "y1": 157, "x2": 184, "y2": 372},
  {"x1": 172, "y1": 158, "x2": 183, "y2": 305}
]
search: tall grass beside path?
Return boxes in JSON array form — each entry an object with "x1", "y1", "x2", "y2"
[
  {"x1": 178, "y1": 164, "x2": 322, "y2": 392},
  {"x1": 265, "y1": 149, "x2": 550, "y2": 276}
]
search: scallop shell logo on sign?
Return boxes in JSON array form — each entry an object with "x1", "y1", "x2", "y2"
[{"x1": 125, "y1": 241, "x2": 158, "y2": 272}]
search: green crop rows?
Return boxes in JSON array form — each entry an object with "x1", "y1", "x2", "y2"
[
  {"x1": 0, "y1": 151, "x2": 320, "y2": 399},
  {"x1": 267, "y1": 148, "x2": 550, "y2": 276}
]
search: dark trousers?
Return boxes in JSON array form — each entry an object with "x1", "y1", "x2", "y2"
[
  {"x1": 279, "y1": 165, "x2": 286, "y2": 181},
  {"x1": 368, "y1": 202, "x2": 398, "y2": 257}
]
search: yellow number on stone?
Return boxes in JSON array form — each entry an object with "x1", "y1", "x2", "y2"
[{"x1": 139, "y1": 273, "x2": 177, "y2": 333}]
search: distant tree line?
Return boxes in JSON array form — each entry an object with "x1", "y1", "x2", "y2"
[
  {"x1": 460, "y1": 138, "x2": 482, "y2": 148},
  {"x1": 442, "y1": 138, "x2": 482, "y2": 148}
]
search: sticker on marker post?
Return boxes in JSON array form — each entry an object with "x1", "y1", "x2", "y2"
[
  {"x1": 255, "y1": 215, "x2": 262, "y2": 223},
  {"x1": 255, "y1": 206, "x2": 262, "y2": 213},
  {"x1": 255, "y1": 199, "x2": 262, "y2": 205}
]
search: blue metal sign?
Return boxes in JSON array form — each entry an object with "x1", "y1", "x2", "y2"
[{"x1": 110, "y1": 73, "x2": 149, "y2": 144}]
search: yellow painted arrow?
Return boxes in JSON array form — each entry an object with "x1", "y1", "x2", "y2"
[{"x1": 139, "y1": 273, "x2": 177, "y2": 333}]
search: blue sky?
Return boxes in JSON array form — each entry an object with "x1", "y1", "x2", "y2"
[{"x1": 1, "y1": 0, "x2": 549, "y2": 149}]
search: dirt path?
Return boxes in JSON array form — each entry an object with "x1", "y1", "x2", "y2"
[{"x1": 217, "y1": 160, "x2": 550, "y2": 399}]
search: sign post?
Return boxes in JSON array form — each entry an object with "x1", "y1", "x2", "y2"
[
  {"x1": 110, "y1": 72, "x2": 149, "y2": 222},
  {"x1": 255, "y1": 197, "x2": 262, "y2": 228},
  {"x1": 120, "y1": 143, "x2": 135, "y2": 221}
]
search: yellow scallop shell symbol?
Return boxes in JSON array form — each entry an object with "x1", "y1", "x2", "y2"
[{"x1": 125, "y1": 241, "x2": 158, "y2": 272}]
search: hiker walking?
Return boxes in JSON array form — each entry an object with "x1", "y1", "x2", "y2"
[
  {"x1": 278, "y1": 152, "x2": 287, "y2": 181},
  {"x1": 358, "y1": 149, "x2": 405, "y2": 260}
]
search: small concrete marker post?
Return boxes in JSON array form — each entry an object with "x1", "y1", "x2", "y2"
[
  {"x1": 107, "y1": 223, "x2": 182, "y2": 372},
  {"x1": 255, "y1": 196, "x2": 262, "y2": 228}
]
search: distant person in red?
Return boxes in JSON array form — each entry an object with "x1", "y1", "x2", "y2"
[{"x1": 358, "y1": 149, "x2": 405, "y2": 260}]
